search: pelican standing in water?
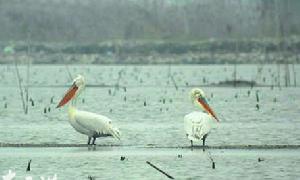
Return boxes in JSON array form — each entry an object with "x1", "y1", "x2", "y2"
[
  {"x1": 184, "y1": 88, "x2": 219, "y2": 147},
  {"x1": 57, "y1": 75, "x2": 120, "y2": 145}
]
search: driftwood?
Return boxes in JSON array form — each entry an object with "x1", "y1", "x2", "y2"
[{"x1": 146, "y1": 161, "x2": 174, "y2": 179}]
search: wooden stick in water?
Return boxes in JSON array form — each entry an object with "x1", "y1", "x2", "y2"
[
  {"x1": 277, "y1": 64, "x2": 281, "y2": 87},
  {"x1": 65, "y1": 64, "x2": 73, "y2": 81},
  {"x1": 170, "y1": 75, "x2": 178, "y2": 90},
  {"x1": 25, "y1": 32, "x2": 31, "y2": 114},
  {"x1": 113, "y1": 69, "x2": 124, "y2": 96},
  {"x1": 146, "y1": 161, "x2": 174, "y2": 179},
  {"x1": 292, "y1": 64, "x2": 296, "y2": 87},
  {"x1": 205, "y1": 151, "x2": 216, "y2": 169},
  {"x1": 14, "y1": 59, "x2": 27, "y2": 114},
  {"x1": 26, "y1": 159, "x2": 31, "y2": 171},
  {"x1": 60, "y1": 48, "x2": 73, "y2": 81},
  {"x1": 256, "y1": 90, "x2": 259, "y2": 102},
  {"x1": 167, "y1": 64, "x2": 178, "y2": 90}
]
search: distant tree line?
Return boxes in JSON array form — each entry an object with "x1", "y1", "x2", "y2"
[
  {"x1": 0, "y1": 0, "x2": 299, "y2": 42},
  {"x1": 3, "y1": 38, "x2": 299, "y2": 55}
]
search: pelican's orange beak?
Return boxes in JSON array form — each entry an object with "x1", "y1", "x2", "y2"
[
  {"x1": 56, "y1": 83, "x2": 78, "y2": 108},
  {"x1": 197, "y1": 97, "x2": 219, "y2": 122}
]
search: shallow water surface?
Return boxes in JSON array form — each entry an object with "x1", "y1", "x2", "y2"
[
  {"x1": 0, "y1": 147, "x2": 299, "y2": 179},
  {"x1": 0, "y1": 65, "x2": 299, "y2": 179}
]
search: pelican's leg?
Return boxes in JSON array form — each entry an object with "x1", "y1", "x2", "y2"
[
  {"x1": 92, "y1": 137, "x2": 96, "y2": 145},
  {"x1": 87, "y1": 137, "x2": 92, "y2": 145},
  {"x1": 202, "y1": 134, "x2": 208, "y2": 147},
  {"x1": 190, "y1": 140, "x2": 194, "y2": 151}
]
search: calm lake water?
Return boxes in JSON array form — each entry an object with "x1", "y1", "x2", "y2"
[{"x1": 0, "y1": 64, "x2": 299, "y2": 179}]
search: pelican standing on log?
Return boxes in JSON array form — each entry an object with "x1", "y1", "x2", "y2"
[
  {"x1": 184, "y1": 88, "x2": 219, "y2": 147},
  {"x1": 57, "y1": 75, "x2": 120, "y2": 145}
]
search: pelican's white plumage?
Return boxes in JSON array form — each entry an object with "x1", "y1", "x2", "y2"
[
  {"x1": 57, "y1": 75, "x2": 120, "y2": 145},
  {"x1": 184, "y1": 111, "x2": 212, "y2": 142},
  {"x1": 69, "y1": 107, "x2": 120, "y2": 140},
  {"x1": 184, "y1": 88, "x2": 219, "y2": 147}
]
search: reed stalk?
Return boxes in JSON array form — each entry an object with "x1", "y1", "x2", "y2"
[
  {"x1": 14, "y1": 59, "x2": 26, "y2": 114},
  {"x1": 25, "y1": 32, "x2": 31, "y2": 114}
]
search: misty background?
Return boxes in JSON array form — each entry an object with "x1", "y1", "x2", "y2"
[{"x1": 0, "y1": 0, "x2": 299, "y2": 64}]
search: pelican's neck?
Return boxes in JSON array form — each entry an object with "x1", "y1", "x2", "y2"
[
  {"x1": 68, "y1": 93, "x2": 80, "y2": 119},
  {"x1": 68, "y1": 104, "x2": 76, "y2": 120},
  {"x1": 192, "y1": 101, "x2": 206, "y2": 114}
]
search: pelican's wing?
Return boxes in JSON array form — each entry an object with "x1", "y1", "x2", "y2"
[
  {"x1": 184, "y1": 111, "x2": 212, "y2": 141},
  {"x1": 74, "y1": 110, "x2": 121, "y2": 140}
]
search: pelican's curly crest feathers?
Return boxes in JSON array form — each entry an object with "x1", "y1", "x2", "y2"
[{"x1": 190, "y1": 88, "x2": 205, "y2": 102}]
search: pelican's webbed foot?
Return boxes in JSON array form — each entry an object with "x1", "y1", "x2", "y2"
[{"x1": 202, "y1": 134, "x2": 208, "y2": 147}]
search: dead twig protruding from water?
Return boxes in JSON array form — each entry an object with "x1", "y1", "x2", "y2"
[
  {"x1": 170, "y1": 75, "x2": 178, "y2": 91},
  {"x1": 11, "y1": 37, "x2": 31, "y2": 115},
  {"x1": 113, "y1": 69, "x2": 125, "y2": 96},
  {"x1": 284, "y1": 64, "x2": 291, "y2": 87},
  {"x1": 26, "y1": 159, "x2": 31, "y2": 171},
  {"x1": 255, "y1": 90, "x2": 260, "y2": 110},
  {"x1": 63, "y1": 51, "x2": 73, "y2": 81},
  {"x1": 14, "y1": 59, "x2": 27, "y2": 114},
  {"x1": 50, "y1": 96, "x2": 55, "y2": 104},
  {"x1": 146, "y1": 161, "x2": 174, "y2": 179},
  {"x1": 167, "y1": 65, "x2": 178, "y2": 90},
  {"x1": 292, "y1": 63, "x2": 296, "y2": 87},
  {"x1": 277, "y1": 64, "x2": 281, "y2": 88},
  {"x1": 29, "y1": 98, "x2": 34, "y2": 106},
  {"x1": 206, "y1": 151, "x2": 216, "y2": 169},
  {"x1": 25, "y1": 34, "x2": 31, "y2": 115},
  {"x1": 88, "y1": 175, "x2": 96, "y2": 180}
]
